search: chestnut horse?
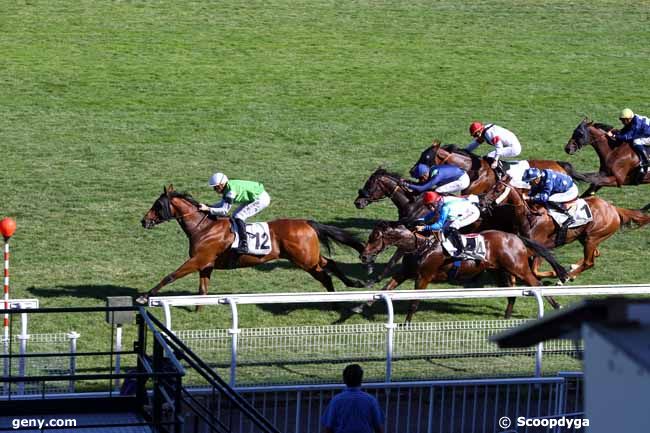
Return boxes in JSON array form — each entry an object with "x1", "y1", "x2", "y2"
[
  {"x1": 480, "y1": 179, "x2": 650, "y2": 281},
  {"x1": 358, "y1": 222, "x2": 565, "y2": 321},
  {"x1": 565, "y1": 120, "x2": 650, "y2": 196},
  {"x1": 411, "y1": 141, "x2": 588, "y2": 194},
  {"x1": 137, "y1": 185, "x2": 365, "y2": 304}
]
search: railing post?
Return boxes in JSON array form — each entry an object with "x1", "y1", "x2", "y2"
[
  {"x1": 114, "y1": 325, "x2": 123, "y2": 391},
  {"x1": 16, "y1": 305, "x2": 29, "y2": 395},
  {"x1": 226, "y1": 297, "x2": 240, "y2": 387},
  {"x1": 162, "y1": 301, "x2": 172, "y2": 331},
  {"x1": 152, "y1": 334, "x2": 163, "y2": 429},
  {"x1": 135, "y1": 312, "x2": 148, "y2": 409},
  {"x1": 67, "y1": 331, "x2": 80, "y2": 393},
  {"x1": 526, "y1": 289, "x2": 545, "y2": 377},
  {"x1": 379, "y1": 294, "x2": 395, "y2": 382}
]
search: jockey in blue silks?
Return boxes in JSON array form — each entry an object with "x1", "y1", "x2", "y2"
[
  {"x1": 522, "y1": 167, "x2": 579, "y2": 245},
  {"x1": 415, "y1": 191, "x2": 481, "y2": 255},
  {"x1": 406, "y1": 164, "x2": 470, "y2": 195},
  {"x1": 608, "y1": 108, "x2": 650, "y2": 173}
]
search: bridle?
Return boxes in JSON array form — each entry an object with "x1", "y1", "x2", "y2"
[
  {"x1": 156, "y1": 194, "x2": 208, "y2": 231},
  {"x1": 358, "y1": 174, "x2": 408, "y2": 203}
]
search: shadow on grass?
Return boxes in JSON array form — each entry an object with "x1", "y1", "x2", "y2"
[{"x1": 26, "y1": 284, "x2": 190, "y2": 302}]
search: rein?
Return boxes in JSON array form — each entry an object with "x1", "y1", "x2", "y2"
[{"x1": 160, "y1": 195, "x2": 208, "y2": 231}]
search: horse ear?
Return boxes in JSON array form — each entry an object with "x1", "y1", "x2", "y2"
[
  {"x1": 167, "y1": 184, "x2": 175, "y2": 192},
  {"x1": 431, "y1": 139, "x2": 441, "y2": 147},
  {"x1": 163, "y1": 186, "x2": 167, "y2": 194}
]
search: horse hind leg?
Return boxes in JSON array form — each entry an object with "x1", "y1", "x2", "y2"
[
  {"x1": 322, "y1": 257, "x2": 364, "y2": 288},
  {"x1": 307, "y1": 266, "x2": 336, "y2": 292}
]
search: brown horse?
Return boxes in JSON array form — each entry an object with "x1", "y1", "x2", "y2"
[
  {"x1": 565, "y1": 120, "x2": 650, "y2": 196},
  {"x1": 358, "y1": 222, "x2": 565, "y2": 321},
  {"x1": 480, "y1": 179, "x2": 650, "y2": 281},
  {"x1": 411, "y1": 141, "x2": 588, "y2": 194},
  {"x1": 137, "y1": 185, "x2": 366, "y2": 304}
]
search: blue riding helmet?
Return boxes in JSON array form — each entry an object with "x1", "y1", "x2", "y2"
[
  {"x1": 413, "y1": 163, "x2": 429, "y2": 178},
  {"x1": 522, "y1": 168, "x2": 542, "y2": 182}
]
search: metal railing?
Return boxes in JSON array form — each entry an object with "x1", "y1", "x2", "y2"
[{"x1": 148, "y1": 284, "x2": 649, "y2": 384}]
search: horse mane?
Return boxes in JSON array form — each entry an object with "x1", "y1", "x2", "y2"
[
  {"x1": 593, "y1": 122, "x2": 614, "y2": 132},
  {"x1": 374, "y1": 167, "x2": 404, "y2": 180},
  {"x1": 169, "y1": 190, "x2": 201, "y2": 207},
  {"x1": 441, "y1": 144, "x2": 482, "y2": 171}
]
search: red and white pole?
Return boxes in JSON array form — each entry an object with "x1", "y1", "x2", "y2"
[{"x1": 0, "y1": 218, "x2": 16, "y2": 348}]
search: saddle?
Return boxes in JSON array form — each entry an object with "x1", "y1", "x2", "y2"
[
  {"x1": 229, "y1": 219, "x2": 272, "y2": 255},
  {"x1": 441, "y1": 233, "x2": 487, "y2": 261},
  {"x1": 546, "y1": 199, "x2": 593, "y2": 229}
]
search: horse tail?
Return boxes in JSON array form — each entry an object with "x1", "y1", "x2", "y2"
[
  {"x1": 307, "y1": 221, "x2": 365, "y2": 255},
  {"x1": 555, "y1": 161, "x2": 592, "y2": 183},
  {"x1": 518, "y1": 236, "x2": 569, "y2": 282},
  {"x1": 615, "y1": 206, "x2": 650, "y2": 228}
]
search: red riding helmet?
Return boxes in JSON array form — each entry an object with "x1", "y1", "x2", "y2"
[
  {"x1": 469, "y1": 121, "x2": 484, "y2": 137},
  {"x1": 423, "y1": 191, "x2": 442, "y2": 205}
]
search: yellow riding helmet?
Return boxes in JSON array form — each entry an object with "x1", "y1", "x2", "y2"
[{"x1": 620, "y1": 108, "x2": 634, "y2": 120}]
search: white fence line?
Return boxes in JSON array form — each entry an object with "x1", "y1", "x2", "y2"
[{"x1": 148, "y1": 284, "x2": 650, "y2": 385}]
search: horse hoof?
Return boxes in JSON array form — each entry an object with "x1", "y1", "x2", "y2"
[
  {"x1": 570, "y1": 264, "x2": 579, "y2": 271},
  {"x1": 135, "y1": 295, "x2": 149, "y2": 305},
  {"x1": 555, "y1": 280, "x2": 564, "y2": 286}
]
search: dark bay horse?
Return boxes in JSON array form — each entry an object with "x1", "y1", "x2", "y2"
[
  {"x1": 411, "y1": 141, "x2": 588, "y2": 194},
  {"x1": 358, "y1": 222, "x2": 565, "y2": 321},
  {"x1": 137, "y1": 185, "x2": 366, "y2": 304},
  {"x1": 481, "y1": 179, "x2": 650, "y2": 281},
  {"x1": 565, "y1": 120, "x2": 650, "y2": 196}
]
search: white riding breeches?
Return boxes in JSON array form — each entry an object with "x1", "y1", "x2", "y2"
[
  {"x1": 549, "y1": 184, "x2": 579, "y2": 203},
  {"x1": 233, "y1": 191, "x2": 271, "y2": 221},
  {"x1": 436, "y1": 173, "x2": 471, "y2": 194},
  {"x1": 487, "y1": 144, "x2": 521, "y2": 159},
  {"x1": 633, "y1": 137, "x2": 650, "y2": 146},
  {"x1": 448, "y1": 204, "x2": 481, "y2": 230}
]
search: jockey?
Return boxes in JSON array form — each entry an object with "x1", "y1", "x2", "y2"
[
  {"x1": 608, "y1": 108, "x2": 650, "y2": 173},
  {"x1": 198, "y1": 172, "x2": 271, "y2": 253},
  {"x1": 522, "y1": 168, "x2": 578, "y2": 245},
  {"x1": 406, "y1": 163, "x2": 470, "y2": 195},
  {"x1": 465, "y1": 122, "x2": 522, "y2": 176},
  {"x1": 415, "y1": 191, "x2": 481, "y2": 256}
]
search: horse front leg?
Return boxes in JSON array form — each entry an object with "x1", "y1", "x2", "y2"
[
  {"x1": 195, "y1": 267, "x2": 214, "y2": 312},
  {"x1": 136, "y1": 256, "x2": 210, "y2": 304},
  {"x1": 352, "y1": 270, "x2": 408, "y2": 314},
  {"x1": 532, "y1": 256, "x2": 557, "y2": 278}
]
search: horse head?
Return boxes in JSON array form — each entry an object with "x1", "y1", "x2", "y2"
[
  {"x1": 141, "y1": 185, "x2": 200, "y2": 229},
  {"x1": 565, "y1": 119, "x2": 593, "y2": 155},
  {"x1": 354, "y1": 168, "x2": 407, "y2": 209},
  {"x1": 478, "y1": 177, "x2": 513, "y2": 214},
  {"x1": 360, "y1": 221, "x2": 413, "y2": 264},
  {"x1": 409, "y1": 140, "x2": 441, "y2": 177}
]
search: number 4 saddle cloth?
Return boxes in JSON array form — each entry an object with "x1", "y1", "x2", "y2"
[{"x1": 231, "y1": 221, "x2": 273, "y2": 255}]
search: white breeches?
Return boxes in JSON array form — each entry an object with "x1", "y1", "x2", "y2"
[
  {"x1": 633, "y1": 137, "x2": 650, "y2": 146},
  {"x1": 487, "y1": 144, "x2": 521, "y2": 159},
  {"x1": 448, "y1": 204, "x2": 481, "y2": 230},
  {"x1": 233, "y1": 191, "x2": 271, "y2": 220},
  {"x1": 549, "y1": 184, "x2": 579, "y2": 203},
  {"x1": 436, "y1": 173, "x2": 471, "y2": 194}
]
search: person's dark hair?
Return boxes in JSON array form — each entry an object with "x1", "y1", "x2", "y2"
[{"x1": 343, "y1": 364, "x2": 363, "y2": 387}]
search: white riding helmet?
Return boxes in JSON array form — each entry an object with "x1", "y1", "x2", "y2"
[
  {"x1": 208, "y1": 172, "x2": 228, "y2": 187},
  {"x1": 620, "y1": 108, "x2": 634, "y2": 120}
]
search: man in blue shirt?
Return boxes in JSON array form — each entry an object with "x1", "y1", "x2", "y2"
[
  {"x1": 321, "y1": 364, "x2": 385, "y2": 433},
  {"x1": 406, "y1": 163, "x2": 470, "y2": 195},
  {"x1": 608, "y1": 108, "x2": 650, "y2": 172}
]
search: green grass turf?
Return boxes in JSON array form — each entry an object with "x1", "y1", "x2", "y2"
[{"x1": 1, "y1": 0, "x2": 649, "y2": 384}]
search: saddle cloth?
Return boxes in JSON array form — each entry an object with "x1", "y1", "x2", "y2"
[
  {"x1": 231, "y1": 222, "x2": 272, "y2": 255},
  {"x1": 547, "y1": 199, "x2": 593, "y2": 228},
  {"x1": 441, "y1": 233, "x2": 487, "y2": 261},
  {"x1": 503, "y1": 160, "x2": 531, "y2": 190}
]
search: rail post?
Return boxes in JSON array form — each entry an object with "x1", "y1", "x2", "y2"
[
  {"x1": 526, "y1": 289, "x2": 545, "y2": 377},
  {"x1": 225, "y1": 297, "x2": 240, "y2": 387},
  {"x1": 379, "y1": 293, "x2": 396, "y2": 382},
  {"x1": 67, "y1": 331, "x2": 80, "y2": 393}
]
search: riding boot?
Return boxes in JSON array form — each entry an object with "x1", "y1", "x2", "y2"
[
  {"x1": 634, "y1": 145, "x2": 650, "y2": 173},
  {"x1": 234, "y1": 218, "x2": 248, "y2": 253},
  {"x1": 547, "y1": 202, "x2": 574, "y2": 246},
  {"x1": 446, "y1": 227, "x2": 464, "y2": 257}
]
